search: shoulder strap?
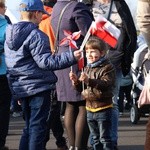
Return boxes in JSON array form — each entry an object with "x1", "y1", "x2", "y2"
[
  {"x1": 54, "y1": 1, "x2": 74, "y2": 53},
  {"x1": 107, "y1": 0, "x2": 113, "y2": 20}
]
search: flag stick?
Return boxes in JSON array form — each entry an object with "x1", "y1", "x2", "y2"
[
  {"x1": 69, "y1": 45, "x2": 73, "y2": 72},
  {"x1": 79, "y1": 21, "x2": 94, "y2": 51},
  {"x1": 79, "y1": 21, "x2": 94, "y2": 91}
]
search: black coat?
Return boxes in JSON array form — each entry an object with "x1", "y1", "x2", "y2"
[{"x1": 111, "y1": 0, "x2": 137, "y2": 76}]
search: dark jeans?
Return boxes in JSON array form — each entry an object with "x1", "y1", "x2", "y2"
[
  {"x1": 45, "y1": 90, "x2": 66, "y2": 148},
  {"x1": 118, "y1": 84, "x2": 132, "y2": 112},
  {"x1": 87, "y1": 108, "x2": 113, "y2": 150},
  {"x1": 0, "y1": 75, "x2": 11, "y2": 148},
  {"x1": 19, "y1": 90, "x2": 51, "y2": 150}
]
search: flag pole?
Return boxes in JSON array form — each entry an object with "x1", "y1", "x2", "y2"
[
  {"x1": 79, "y1": 21, "x2": 93, "y2": 91},
  {"x1": 69, "y1": 44, "x2": 73, "y2": 72},
  {"x1": 79, "y1": 21, "x2": 94, "y2": 52}
]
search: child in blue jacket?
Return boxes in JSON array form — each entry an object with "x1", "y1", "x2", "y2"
[{"x1": 4, "y1": 0, "x2": 82, "y2": 149}]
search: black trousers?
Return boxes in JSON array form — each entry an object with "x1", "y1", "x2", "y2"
[
  {"x1": 45, "y1": 90, "x2": 66, "y2": 148},
  {"x1": 0, "y1": 75, "x2": 11, "y2": 148}
]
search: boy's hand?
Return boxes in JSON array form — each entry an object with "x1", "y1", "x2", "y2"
[
  {"x1": 73, "y1": 49, "x2": 83, "y2": 60},
  {"x1": 69, "y1": 71, "x2": 78, "y2": 85},
  {"x1": 79, "y1": 72, "x2": 89, "y2": 84}
]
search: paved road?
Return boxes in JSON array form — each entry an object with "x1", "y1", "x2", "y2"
[{"x1": 6, "y1": 112, "x2": 148, "y2": 150}]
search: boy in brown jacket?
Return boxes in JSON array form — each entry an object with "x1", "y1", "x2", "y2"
[{"x1": 69, "y1": 36, "x2": 116, "y2": 150}]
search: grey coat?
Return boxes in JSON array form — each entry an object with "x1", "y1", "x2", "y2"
[{"x1": 51, "y1": 0, "x2": 94, "y2": 102}]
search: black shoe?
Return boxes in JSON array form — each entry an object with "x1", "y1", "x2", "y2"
[
  {"x1": 0, "y1": 146, "x2": 9, "y2": 150},
  {"x1": 57, "y1": 145, "x2": 68, "y2": 150},
  {"x1": 56, "y1": 137, "x2": 68, "y2": 150}
]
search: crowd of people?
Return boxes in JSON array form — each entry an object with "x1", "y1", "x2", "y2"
[{"x1": 0, "y1": 0, "x2": 149, "y2": 150}]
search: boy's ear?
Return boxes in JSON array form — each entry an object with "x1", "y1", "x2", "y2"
[
  {"x1": 100, "y1": 50, "x2": 106, "y2": 56},
  {"x1": 34, "y1": 11, "x2": 40, "y2": 19}
]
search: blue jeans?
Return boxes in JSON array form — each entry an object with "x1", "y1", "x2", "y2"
[
  {"x1": 87, "y1": 108, "x2": 113, "y2": 150},
  {"x1": 19, "y1": 90, "x2": 51, "y2": 150},
  {"x1": 0, "y1": 75, "x2": 11, "y2": 148},
  {"x1": 111, "y1": 69, "x2": 122, "y2": 146}
]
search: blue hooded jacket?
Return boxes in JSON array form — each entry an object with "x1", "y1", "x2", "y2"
[
  {"x1": 5, "y1": 22, "x2": 77, "y2": 99},
  {"x1": 0, "y1": 16, "x2": 7, "y2": 75}
]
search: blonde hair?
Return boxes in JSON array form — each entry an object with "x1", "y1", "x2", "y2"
[{"x1": 20, "y1": 11, "x2": 35, "y2": 20}]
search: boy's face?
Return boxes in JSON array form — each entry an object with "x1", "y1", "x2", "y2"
[{"x1": 86, "y1": 48, "x2": 102, "y2": 64}]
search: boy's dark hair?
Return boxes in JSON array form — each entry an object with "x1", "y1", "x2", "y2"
[{"x1": 85, "y1": 36, "x2": 108, "y2": 52}]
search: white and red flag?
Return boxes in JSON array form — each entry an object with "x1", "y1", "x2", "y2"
[{"x1": 90, "y1": 15, "x2": 121, "y2": 48}]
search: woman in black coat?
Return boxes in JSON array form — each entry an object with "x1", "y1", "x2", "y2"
[{"x1": 51, "y1": 0, "x2": 94, "y2": 149}]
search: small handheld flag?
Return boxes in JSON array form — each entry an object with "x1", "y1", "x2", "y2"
[{"x1": 90, "y1": 15, "x2": 121, "y2": 48}]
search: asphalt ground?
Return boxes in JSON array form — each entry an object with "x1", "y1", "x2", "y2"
[{"x1": 5, "y1": 112, "x2": 149, "y2": 150}]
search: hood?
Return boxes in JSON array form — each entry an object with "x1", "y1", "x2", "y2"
[
  {"x1": 42, "y1": 6, "x2": 52, "y2": 20},
  {"x1": 0, "y1": 17, "x2": 7, "y2": 28},
  {"x1": 5, "y1": 22, "x2": 38, "y2": 51}
]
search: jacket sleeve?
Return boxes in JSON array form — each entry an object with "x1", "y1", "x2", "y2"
[
  {"x1": 29, "y1": 32, "x2": 77, "y2": 71},
  {"x1": 72, "y1": 2, "x2": 94, "y2": 36},
  {"x1": 88, "y1": 64, "x2": 116, "y2": 91},
  {"x1": 114, "y1": 0, "x2": 137, "y2": 56}
]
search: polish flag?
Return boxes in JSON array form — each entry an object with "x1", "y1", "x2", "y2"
[
  {"x1": 78, "y1": 52, "x2": 85, "y2": 71},
  {"x1": 90, "y1": 15, "x2": 121, "y2": 48}
]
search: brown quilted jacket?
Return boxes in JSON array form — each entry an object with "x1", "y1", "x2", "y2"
[{"x1": 74, "y1": 59, "x2": 116, "y2": 109}]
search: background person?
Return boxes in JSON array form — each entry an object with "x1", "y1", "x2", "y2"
[
  {"x1": 39, "y1": 0, "x2": 68, "y2": 149},
  {"x1": 137, "y1": 1, "x2": 150, "y2": 150},
  {"x1": 0, "y1": 0, "x2": 11, "y2": 150},
  {"x1": 51, "y1": 0, "x2": 94, "y2": 149},
  {"x1": 87, "y1": 0, "x2": 137, "y2": 149},
  {"x1": 118, "y1": 72, "x2": 133, "y2": 115}
]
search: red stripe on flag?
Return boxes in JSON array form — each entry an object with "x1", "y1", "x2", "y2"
[{"x1": 78, "y1": 57, "x2": 84, "y2": 70}]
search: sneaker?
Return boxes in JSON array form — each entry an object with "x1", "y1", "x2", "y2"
[{"x1": 12, "y1": 111, "x2": 23, "y2": 117}]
